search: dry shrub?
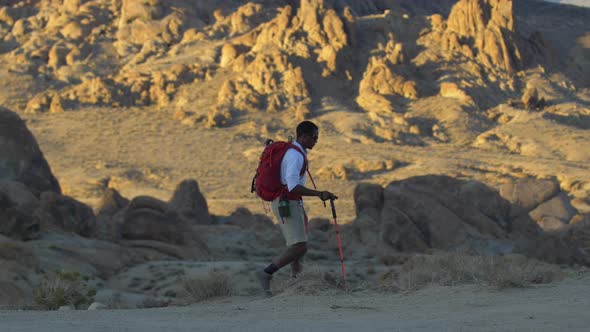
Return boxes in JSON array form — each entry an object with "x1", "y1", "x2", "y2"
[
  {"x1": 182, "y1": 270, "x2": 232, "y2": 303},
  {"x1": 138, "y1": 297, "x2": 171, "y2": 308},
  {"x1": 381, "y1": 253, "x2": 564, "y2": 291},
  {"x1": 277, "y1": 268, "x2": 343, "y2": 296},
  {"x1": 33, "y1": 270, "x2": 96, "y2": 310}
]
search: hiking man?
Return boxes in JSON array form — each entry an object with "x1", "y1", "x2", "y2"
[{"x1": 257, "y1": 120, "x2": 338, "y2": 295}]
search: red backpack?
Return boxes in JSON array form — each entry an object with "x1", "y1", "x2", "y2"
[{"x1": 251, "y1": 140, "x2": 308, "y2": 201}]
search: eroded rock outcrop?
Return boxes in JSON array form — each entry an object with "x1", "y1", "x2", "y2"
[
  {"x1": 444, "y1": 0, "x2": 523, "y2": 73},
  {"x1": 210, "y1": 48, "x2": 311, "y2": 126},
  {"x1": 208, "y1": 0, "x2": 354, "y2": 126},
  {"x1": 0, "y1": 190, "x2": 39, "y2": 241},
  {"x1": 0, "y1": 108, "x2": 60, "y2": 194},
  {"x1": 499, "y1": 178, "x2": 578, "y2": 230},
  {"x1": 34, "y1": 191, "x2": 96, "y2": 237},
  {"x1": 0, "y1": 234, "x2": 38, "y2": 306},
  {"x1": 349, "y1": 175, "x2": 589, "y2": 265},
  {"x1": 169, "y1": 179, "x2": 212, "y2": 225}
]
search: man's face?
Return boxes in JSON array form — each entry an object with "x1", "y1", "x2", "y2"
[{"x1": 301, "y1": 129, "x2": 319, "y2": 150}]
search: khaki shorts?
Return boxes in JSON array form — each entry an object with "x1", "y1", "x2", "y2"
[{"x1": 271, "y1": 199, "x2": 308, "y2": 246}]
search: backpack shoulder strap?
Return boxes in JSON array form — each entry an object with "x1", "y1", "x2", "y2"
[
  {"x1": 289, "y1": 144, "x2": 308, "y2": 176},
  {"x1": 287, "y1": 143, "x2": 318, "y2": 189}
]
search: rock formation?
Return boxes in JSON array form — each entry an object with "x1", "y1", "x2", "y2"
[
  {"x1": 348, "y1": 175, "x2": 589, "y2": 266},
  {"x1": 168, "y1": 179, "x2": 212, "y2": 225},
  {"x1": 0, "y1": 0, "x2": 583, "y2": 140},
  {"x1": 208, "y1": 0, "x2": 353, "y2": 126},
  {"x1": 499, "y1": 178, "x2": 578, "y2": 231},
  {"x1": 0, "y1": 107, "x2": 60, "y2": 194},
  {"x1": 0, "y1": 108, "x2": 216, "y2": 305},
  {"x1": 443, "y1": 0, "x2": 523, "y2": 73}
]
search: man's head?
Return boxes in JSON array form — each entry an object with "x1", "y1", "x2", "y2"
[{"x1": 296, "y1": 121, "x2": 319, "y2": 150}]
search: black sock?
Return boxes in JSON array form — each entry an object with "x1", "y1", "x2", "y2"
[{"x1": 264, "y1": 263, "x2": 278, "y2": 275}]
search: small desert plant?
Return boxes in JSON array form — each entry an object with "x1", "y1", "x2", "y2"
[
  {"x1": 33, "y1": 270, "x2": 96, "y2": 310},
  {"x1": 137, "y1": 297, "x2": 171, "y2": 308},
  {"x1": 274, "y1": 266, "x2": 344, "y2": 296},
  {"x1": 105, "y1": 293, "x2": 132, "y2": 310},
  {"x1": 381, "y1": 253, "x2": 564, "y2": 292},
  {"x1": 181, "y1": 270, "x2": 232, "y2": 303}
]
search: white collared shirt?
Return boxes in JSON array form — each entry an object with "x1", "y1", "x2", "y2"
[{"x1": 281, "y1": 141, "x2": 307, "y2": 192}]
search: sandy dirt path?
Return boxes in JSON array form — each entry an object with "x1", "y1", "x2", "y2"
[{"x1": 2, "y1": 276, "x2": 589, "y2": 332}]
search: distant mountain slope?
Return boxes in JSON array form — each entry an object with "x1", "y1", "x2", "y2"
[
  {"x1": 545, "y1": 0, "x2": 590, "y2": 7},
  {"x1": 0, "y1": 0, "x2": 588, "y2": 148}
]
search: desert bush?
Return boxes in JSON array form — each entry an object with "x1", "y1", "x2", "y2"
[
  {"x1": 272, "y1": 265, "x2": 345, "y2": 296},
  {"x1": 381, "y1": 253, "x2": 564, "y2": 291},
  {"x1": 105, "y1": 293, "x2": 132, "y2": 310},
  {"x1": 137, "y1": 297, "x2": 171, "y2": 308},
  {"x1": 182, "y1": 270, "x2": 232, "y2": 303},
  {"x1": 33, "y1": 270, "x2": 96, "y2": 310}
]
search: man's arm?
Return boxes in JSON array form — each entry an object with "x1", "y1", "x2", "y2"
[{"x1": 290, "y1": 185, "x2": 338, "y2": 201}]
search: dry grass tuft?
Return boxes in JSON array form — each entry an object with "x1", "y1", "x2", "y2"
[
  {"x1": 380, "y1": 253, "x2": 564, "y2": 291},
  {"x1": 276, "y1": 267, "x2": 344, "y2": 296},
  {"x1": 182, "y1": 270, "x2": 232, "y2": 303},
  {"x1": 137, "y1": 297, "x2": 171, "y2": 308},
  {"x1": 33, "y1": 270, "x2": 96, "y2": 310}
]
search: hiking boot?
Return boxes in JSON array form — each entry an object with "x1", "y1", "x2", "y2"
[{"x1": 256, "y1": 270, "x2": 272, "y2": 296}]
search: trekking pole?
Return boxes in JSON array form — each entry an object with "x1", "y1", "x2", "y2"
[{"x1": 330, "y1": 199, "x2": 346, "y2": 287}]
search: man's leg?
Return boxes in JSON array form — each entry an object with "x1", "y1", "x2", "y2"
[
  {"x1": 291, "y1": 258, "x2": 302, "y2": 278},
  {"x1": 258, "y1": 242, "x2": 307, "y2": 294},
  {"x1": 258, "y1": 199, "x2": 308, "y2": 295},
  {"x1": 268, "y1": 242, "x2": 307, "y2": 272}
]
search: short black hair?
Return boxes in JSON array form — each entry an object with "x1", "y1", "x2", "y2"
[{"x1": 296, "y1": 121, "x2": 318, "y2": 138}]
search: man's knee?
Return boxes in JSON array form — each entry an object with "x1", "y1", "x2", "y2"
[{"x1": 291, "y1": 242, "x2": 307, "y2": 256}]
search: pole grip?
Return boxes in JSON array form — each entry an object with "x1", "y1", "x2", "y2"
[{"x1": 330, "y1": 199, "x2": 337, "y2": 219}]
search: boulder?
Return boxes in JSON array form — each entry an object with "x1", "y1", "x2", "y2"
[
  {"x1": 357, "y1": 56, "x2": 418, "y2": 112},
  {"x1": 521, "y1": 86, "x2": 546, "y2": 110},
  {"x1": 220, "y1": 43, "x2": 238, "y2": 68},
  {"x1": 95, "y1": 188, "x2": 129, "y2": 241},
  {"x1": 0, "y1": 192, "x2": 39, "y2": 240},
  {"x1": 530, "y1": 193, "x2": 577, "y2": 230},
  {"x1": 0, "y1": 108, "x2": 61, "y2": 194},
  {"x1": 351, "y1": 175, "x2": 589, "y2": 265},
  {"x1": 28, "y1": 232, "x2": 129, "y2": 279},
  {"x1": 120, "y1": 196, "x2": 196, "y2": 245},
  {"x1": 379, "y1": 201, "x2": 430, "y2": 253},
  {"x1": 224, "y1": 207, "x2": 274, "y2": 230},
  {"x1": 0, "y1": 235, "x2": 38, "y2": 306},
  {"x1": 34, "y1": 191, "x2": 96, "y2": 237},
  {"x1": 88, "y1": 302, "x2": 108, "y2": 310},
  {"x1": 439, "y1": 82, "x2": 472, "y2": 103},
  {"x1": 168, "y1": 179, "x2": 211, "y2": 225},
  {"x1": 498, "y1": 178, "x2": 559, "y2": 211},
  {"x1": 0, "y1": 281, "x2": 27, "y2": 307},
  {"x1": 0, "y1": 180, "x2": 39, "y2": 214},
  {"x1": 97, "y1": 188, "x2": 130, "y2": 218},
  {"x1": 353, "y1": 183, "x2": 383, "y2": 221}
]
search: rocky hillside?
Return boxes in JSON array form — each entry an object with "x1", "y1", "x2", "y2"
[{"x1": 0, "y1": 0, "x2": 588, "y2": 128}]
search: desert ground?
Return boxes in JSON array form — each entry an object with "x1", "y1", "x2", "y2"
[
  {"x1": 1, "y1": 0, "x2": 590, "y2": 330},
  {"x1": 2, "y1": 273, "x2": 590, "y2": 331}
]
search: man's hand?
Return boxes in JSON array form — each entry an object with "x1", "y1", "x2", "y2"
[{"x1": 319, "y1": 191, "x2": 338, "y2": 201}]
